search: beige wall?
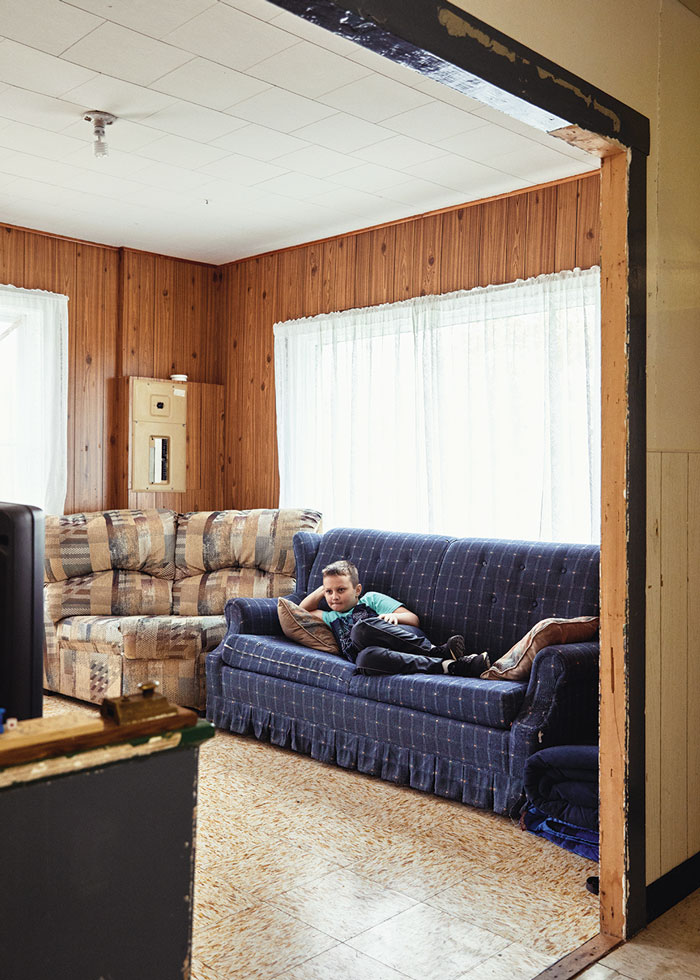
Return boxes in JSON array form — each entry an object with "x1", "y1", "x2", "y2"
[{"x1": 451, "y1": 0, "x2": 700, "y2": 884}]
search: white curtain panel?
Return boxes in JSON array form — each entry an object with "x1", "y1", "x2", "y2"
[
  {"x1": 274, "y1": 266, "x2": 601, "y2": 543},
  {"x1": 0, "y1": 284, "x2": 69, "y2": 515}
]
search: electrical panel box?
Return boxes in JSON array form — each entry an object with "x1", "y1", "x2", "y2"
[{"x1": 130, "y1": 378, "x2": 187, "y2": 492}]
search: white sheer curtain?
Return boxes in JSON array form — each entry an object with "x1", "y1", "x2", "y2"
[
  {"x1": 0, "y1": 284, "x2": 68, "y2": 515},
  {"x1": 274, "y1": 267, "x2": 601, "y2": 543}
]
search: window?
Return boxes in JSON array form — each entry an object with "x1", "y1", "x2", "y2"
[
  {"x1": 274, "y1": 267, "x2": 600, "y2": 543},
  {"x1": 0, "y1": 285, "x2": 68, "y2": 515}
]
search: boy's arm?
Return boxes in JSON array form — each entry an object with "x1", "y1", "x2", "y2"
[
  {"x1": 299, "y1": 585, "x2": 326, "y2": 621},
  {"x1": 379, "y1": 606, "x2": 420, "y2": 627}
]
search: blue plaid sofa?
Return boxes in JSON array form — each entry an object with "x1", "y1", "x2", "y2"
[{"x1": 206, "y1": 527, "x2": 600, "y2": 814}]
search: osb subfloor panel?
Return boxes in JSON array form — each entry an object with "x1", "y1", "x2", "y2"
[{"x1": 44, "y1": 694, "x2": 598, "y2": 979}]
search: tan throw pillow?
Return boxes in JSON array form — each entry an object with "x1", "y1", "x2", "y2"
[
  {"x1": 481, "y1": 616, "x2": 600, "y2": 682},
  {"x1": 277, "y1": 598, "x2": 340, "y2": 654}
]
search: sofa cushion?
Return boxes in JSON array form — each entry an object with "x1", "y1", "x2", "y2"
[
  {"x1": 482, "y1": 616, "x2": 600, "y2": 682},
  {"x1": 427, "y1": 538, "x2": 600, "y2": 656},
  {"x1": 305, "y1": 527, "x2": 451, "y2": 629},
  {"x1": 172, "y1": 567, "x2": 288, "y2": 616},
  {"x1": 348, "y1": 673, "x2": 527, "y2": 729},
  {"x1": 57, "y1": 614, "x2": 226, "y2": 660},
  {"x1": 277, "y1": 598, "x2": 340, "y2": 653},
  {"x1": 221, "y1": 635, "x2": 353, "y2": 693},
  {"x1": 173, "y1": 509, "x2": 323, "y2": 612},
  {"x1": 45, "y1": 509, "x2": 176, "y2": 583},
  {"x1": 45, "y1": 570, "x2": 172, "y2": 624}
]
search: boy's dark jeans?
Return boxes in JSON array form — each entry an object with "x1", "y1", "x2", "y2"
[{"x1": 350, "y1": 617, "x2": 444, "y2": 675}]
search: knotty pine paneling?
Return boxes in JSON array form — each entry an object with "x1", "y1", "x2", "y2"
[
  {"x1": 221, "y1": 173, "x2": 601, "y2": 509},
  {"x1": 2, "y1": 225, "x2": 224, "y2": 514}
]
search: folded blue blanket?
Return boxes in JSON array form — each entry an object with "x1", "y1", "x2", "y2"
[{"x1": 522, "y1": 744, "x2": 599, "y2": 861}]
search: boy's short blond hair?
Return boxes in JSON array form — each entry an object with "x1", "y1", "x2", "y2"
[{"x1": 322, "y1": 560, "x2": 359, "y2": 588}]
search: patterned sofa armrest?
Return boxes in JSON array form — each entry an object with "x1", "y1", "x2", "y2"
[
  {"x1": 292, "y1": 531, "x2": 323, "y2": 597},
  {"x1": 508, "y1": 641, "x2": 599, "y2": 789},
  {"x1": 224, "y1": 596, "x2": 284, "y2": 636}
]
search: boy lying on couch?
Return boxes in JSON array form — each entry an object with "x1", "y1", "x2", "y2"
[{"x1": 300, "y1": 559, "x2": 490, "y2": 678}]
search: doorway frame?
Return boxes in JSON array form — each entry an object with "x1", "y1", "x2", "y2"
[{"x1": 268, "y1": 0, "x2": 650, "y2": 943}]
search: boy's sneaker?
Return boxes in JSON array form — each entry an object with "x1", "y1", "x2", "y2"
[
  {"x1": 433, "y1": 635, "x2": 465, "y2": 660},
  {"x1": 447, "y1": 652, "x2": 491, "y2": 677}
]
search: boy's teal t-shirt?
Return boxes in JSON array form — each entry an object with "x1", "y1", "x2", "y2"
[{"x1": 321, "y1": 591, "x2": 401, "y2": 628}]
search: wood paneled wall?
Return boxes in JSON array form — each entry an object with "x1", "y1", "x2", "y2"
[
  {"x1": 646, "y1": 451, "x2": 700, "y2": 883},
  {"x1": 220, "y1": 172, "x2": 601, "y2": 509},
  {"x1": 0, "y1": 226, "x2": 223, "y2": 514}
]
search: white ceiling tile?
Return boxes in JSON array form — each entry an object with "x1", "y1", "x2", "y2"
[
  {"x1": 0, "y1": 0, "x2": 104, "y2": 56},
  {"x1": 342, "y1": 45, "x2": 425, "y2": 88},
  {"x1": 384, "y1": 102, "x2": 486, "y2": 142},
  {"x1": 0, "y1": 90, "x2": 86, "y2": 133},
  {"x1": 59, "y1": 117, "x2": 166, "y2": 153},
  {"x1": 60, "y1": 145, "x2": 161, "y2": 177},
  {"x1": 62, "y1": 74, "x2": 178, "y2": 120},
  {"x1": 380, "y1": 178, "x2": 465, "y2": 208},
  {"x1": 411, "y1": 76, "x2": 485, "y2": 114},
  {"x1": 319, "y1": 73, "x2": 431, "y2": 123},
  {"x1": 198, "y1": 152, "x2": 287, "y2": 184},
  {"x1": 61, "y1": 22, "x2": 193, "y2": 87},
  {"x1": 0, "y1": 121, "x2": 86, "y2": 161},
  {"x1": 134, "y1": 133, "x2": 230, "y2": 169},
  {"x1": 292, "y1": 112, "x2": 391, "y2": 153},
  {"x1": 65, "y1": 0, "x2": 216, "y2": 40},
  {"x1": 0, "y1": 40, "x2": 98, "y2": 98},
  {"x1": 497, "y1": 148, "x2": 596, "y2": 182},
  {"x1": 228, "y1": 88, "x2": 335, "y2": 133},
  {"x1": 194, "y1": 178, "x2": 271, "y2": 208},
  {"x1": 218, "y1": 0, "x2": 280, "y2": 21},
  {"x1": 151, "y1": 58, "x2": 270, "y2": 111},
  {"x1": 403, "y1": 153, "x2": 514, "y2": 192},
  {"x1": 255, "y1": 172, "x2": 332, "y2": 200},
  {"x1": 267, "y1": 9, "x2": 361, "y2": 56},
  {"x1": 437, "y1": 125, "x2": 536, "y2": 163},
  {"x1": 0, "y1": 149, "x2": 81, "y2": 184},
  {"x1": 310, "y1": 185, "x2": 393, "y2": 216},
  {"x1": 210, "y1": 123, "x2": 308, "y2": 161},
  {"x1": 247, "y1": 41, "x2": 368, "y2": 98},
  {"x1": 163, "y1": 5, "x2": 298, "y2": 72},
  {"x1": 139, "y1": 102, "x2": 245, "y2": 142},
  {"x1": 123, "y1": 160, "x2": 211, "y2": 191},
  {"x1": 328, "y1": 162, "x2": 408, "y2": 193},
  {"x1": 59, "y1": 168, "x2": 152, "y2": 200},
  {"x1": 273, "y1": 144, "x2": 354, "y2": 178},
  {"x1": 351, "y1": 134, "x2": 446, "y2": 168}
]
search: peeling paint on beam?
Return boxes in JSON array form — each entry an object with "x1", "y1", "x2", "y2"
[{"x1": 265, "y1": 0, "x2": 650, "y2": 154}]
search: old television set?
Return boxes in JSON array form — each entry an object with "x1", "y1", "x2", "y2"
[{"x1": 0, "y1": 502, "x2": 44, "y2": 720}]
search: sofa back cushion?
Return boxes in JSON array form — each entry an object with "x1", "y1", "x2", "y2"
[
  {"x1": 45, "y1": 571, "x2": 173, "y2": 624},
  {"x1": 173, "y1": 508, "x2": 323, "y2": 615},
  {"x1": 427, "y1": 538, "x2": 600, "y2": 654},
  {"x1": 45, "y1": 509, "x2": 177, "y2": 583},
  {"x1": 305, "y1": 527, "x2": 451, "y2": 628}
]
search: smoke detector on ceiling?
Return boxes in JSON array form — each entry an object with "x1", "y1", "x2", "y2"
[{"x1": 83, "y1": 110, "x2": 117, "y2": 158}]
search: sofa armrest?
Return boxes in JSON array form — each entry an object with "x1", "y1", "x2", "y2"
[
  {"x1": 224, "y1": 597, "x2": 284, "y2": 636},
  {"x1": 292, "y1": 531, "x2": 323, "y2": 596},
  {"x1": 509, "y1": 641, "x2": 599, "y2": 785}
]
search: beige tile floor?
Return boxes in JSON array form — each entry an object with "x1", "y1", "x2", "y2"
[{"x1": 44, "y1": 695, "x2": 605, "y2": 979}]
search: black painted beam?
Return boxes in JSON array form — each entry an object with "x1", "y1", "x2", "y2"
[{"x1": 269, "y1": 0, "x2": 650, "y2": 153}]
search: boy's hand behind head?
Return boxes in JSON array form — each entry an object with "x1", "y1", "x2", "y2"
[{"x1": 323, "y1": 572, "x2": 361, "y2": 614}]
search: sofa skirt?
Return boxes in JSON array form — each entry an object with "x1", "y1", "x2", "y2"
[{"x1": 207, "y1": 657, "x2": 522, "y2": 814}]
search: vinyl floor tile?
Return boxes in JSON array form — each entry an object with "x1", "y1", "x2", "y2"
[
  {"x1": 215, "y1": 834, "x2": 342, "y2": 900},
  {"x1": 599, "y1": 938, "x2": 700, "y2": 979},
  {"x1": 269, "y1": 866, "x2": 416, "y2": 941},
  {"x1": 276, "y1": 942, "x2": 413, "y2": 980},
  {"x1": 194, "y1": 902, "x2": 337, "y2": 980},
  {"x1": 347, "y1": 902, "x2": 509, "y2": 980},
  {"x1": 347, "y1": 836, "x2": 490, "y2": 902},
  {"x1": 192, "y1": 860, "x2": 258, "y2": 930},
  {"x1": 456, "y1": 940, "x2": 554, "y2": 979},
  {"x1": 427, "y1": 869, "x2": 598, "y2": 957}
]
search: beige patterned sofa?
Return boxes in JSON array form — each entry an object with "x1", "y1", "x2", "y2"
[{"x1": 43, "y1": 507, "x2": 322, "y2": 709}]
